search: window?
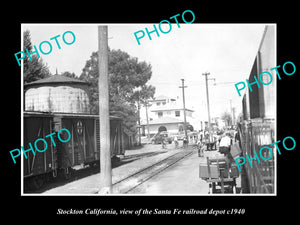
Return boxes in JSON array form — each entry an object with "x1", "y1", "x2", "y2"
[
  {"x1": 156, "y1": 102, "x2": 161, "y2": 106},
  {"x1": 175, "y1": 111, "x2": 180, "y2": 117},
  {"x1": 158, "y1": 112, "x2": 163, "y2": 118}
]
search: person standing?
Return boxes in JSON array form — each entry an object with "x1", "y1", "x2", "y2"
[
  {"x1": 219, "y1": 132, "x2": 235, "y2": 174},
  {"x1": 197, "y1": 138, "x2": 204, "y2": 157},
  {"x1": 219, "y1": 132, "x2": 232, "y2": 155},
  {"x1": 198, "y1": 130, "x2": 204, "y2": 144},
  {"x1": 174, "y1": 136, "x2": 179, "y2": 149},
  {"x1": 183, "y1": 136, "x2": 188, "y2": 149},
  {"x1": 161, "y1": 139, "x2": 165, "y2": 149},
  {"x1": 161, "y1": 136, "x2": 167, "y2": 149}
]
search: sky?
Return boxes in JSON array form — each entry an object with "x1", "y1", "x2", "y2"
[{"x1": 22, "y1": 23, "x2": 269, "y2": 123}]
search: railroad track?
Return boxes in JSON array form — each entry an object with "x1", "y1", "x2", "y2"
[
  {"x1": 112, "y1": 150, "x2": 194, "y2": 194},
  {"x1": 122, "y1": 151, "x2": 166, "y2": 161}
]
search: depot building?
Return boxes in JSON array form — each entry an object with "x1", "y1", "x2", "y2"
[{"x1": 141, "y1": 95, "x2": 195, "y2": 136}]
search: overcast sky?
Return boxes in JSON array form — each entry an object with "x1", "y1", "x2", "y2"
[{"x1": 22, "y1": 23, "x2": 270, "y2": 121}]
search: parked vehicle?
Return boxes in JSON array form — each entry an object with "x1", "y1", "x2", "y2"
[{"x1": 151, "y1": 131, "x2": 173, "y2": 144}]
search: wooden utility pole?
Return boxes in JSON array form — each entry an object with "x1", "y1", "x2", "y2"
[
  {"x1": 179, "y1": 79, "x2": 188, "y2": 141},
  {"x1": 137, "y1": 98, "x2": 141, "y2": 146},
  {"x1": 203, "y1": 72, "x2": 212, "y2": 143},
  {"x1": 230, "y1": 99, "x2": 234, "y2": 126},
  {"x1": 98, "y1": 26, "x2": 112, "y2": 194},
  {"x1": 145, "y1": 102, "x2": 151, "y2": 139}
]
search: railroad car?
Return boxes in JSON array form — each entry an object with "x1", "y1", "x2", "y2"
[
  {"x1": 23, "y1": 75, "x2": 125, "y2": 190},
  {"x1": 23, "y1": 112, "x2": 124, "y2": 189},
  {"x1": 239, "y1": 25, "x2": 276, "y2": 194}
]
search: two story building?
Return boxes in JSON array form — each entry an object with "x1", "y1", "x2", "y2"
[{"x1": 141, "y1": 95, "x2": 195, "y2": 136}]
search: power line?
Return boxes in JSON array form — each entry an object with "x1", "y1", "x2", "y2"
[{"x1": 148, "y1": 80, "x2": 237, "y2": 86}]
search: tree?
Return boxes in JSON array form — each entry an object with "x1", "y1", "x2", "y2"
[
  {"x1": 221, "y1": 111, "x2": 232, "y2": 126},
  {"x1": 23, "y1": 30, "x2": 51, "y2": 84},
  {"x1": 80, "y1": 48, "x2": 155, "y2": 134},
  {"x1": 61, "y1": 71, "x2": 76, "y2": 78}
]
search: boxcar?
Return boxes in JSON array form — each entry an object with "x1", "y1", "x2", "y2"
[{"x1": 23, "y1": 111, "x2": 124, "y2": 189}]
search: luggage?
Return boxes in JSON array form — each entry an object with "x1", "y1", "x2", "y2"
[
  {"x1": 230, "y1": 142, "x2": 242, "y2": 158},
  {"x1": 199, "y1": 163, "x2": 219, "y2": 179}
]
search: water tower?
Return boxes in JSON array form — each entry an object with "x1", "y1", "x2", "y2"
[{"x1": 24, "y1": 74, "x2": 90, "y2": 114}]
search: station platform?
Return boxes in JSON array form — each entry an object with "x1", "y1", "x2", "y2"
[
  {"x1": 41, "y1": 142, "x2": 241, "y2": 195},
  {"x1": 42, "y1": 143, "x2": 188, "y2": 195}
]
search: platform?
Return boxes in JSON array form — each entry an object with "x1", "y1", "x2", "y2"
[{"x1": 42, "y1": 144, "x2": 185, "y2": 194}]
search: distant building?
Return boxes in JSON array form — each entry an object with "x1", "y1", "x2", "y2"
[{"x1": 141, "y1": 95, "x2": 194, "y2": 136}]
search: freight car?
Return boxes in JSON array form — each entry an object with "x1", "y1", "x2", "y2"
[
  {"x1": 23, "y1": 74, "x2": 125, "y2": 190},
  {"x1": 23, "y1": 111, "x2": 124, "y2": 190}
]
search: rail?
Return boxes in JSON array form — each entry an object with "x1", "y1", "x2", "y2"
[{"x1": 112, "y1": 150, "x2": 194, "y2": 194}]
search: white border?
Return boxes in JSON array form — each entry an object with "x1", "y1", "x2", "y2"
[{"x1": 21, "y1": 23, "x2": 277, "y2": 196}]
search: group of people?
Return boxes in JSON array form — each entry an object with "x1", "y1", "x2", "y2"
[
  {"x1": 160, "y1": 129, "x2": 240, "y2": 157},
  {"x1": 195, "y1": 129, "x2": 239, "y2": 159},
  {"x1": 161, "y1": 135, "x2": 189, "y2": 149}
]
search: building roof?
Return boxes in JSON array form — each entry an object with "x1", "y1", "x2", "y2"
[
  {"x1": 141, "y1": 117, "x2": 184, "y2": 125},
  {"x1": 151, "y1": 95, "x2": 176, "y2": 102},
  {"x1": 151, "y1": 108, "x2": 194, "y2": 112},
  {"x1": 24, "y1": 74, "x2": 88, "y2": 87},
  {"x1": 154, "y1": 95, "x2": 168, "y2": 101}
]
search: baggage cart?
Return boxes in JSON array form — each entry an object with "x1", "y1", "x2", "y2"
[{"x1": 199, "y1": 156, "x2": 239, "y2": 194}]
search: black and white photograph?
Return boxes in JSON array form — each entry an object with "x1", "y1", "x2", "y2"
[{"x1": 20, "y1": 23, "x2": 277, "y2": 195}]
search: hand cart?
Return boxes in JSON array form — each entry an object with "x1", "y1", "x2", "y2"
[{"x1": 199, "y1": 156, "x2": 239, "y2": 194}]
